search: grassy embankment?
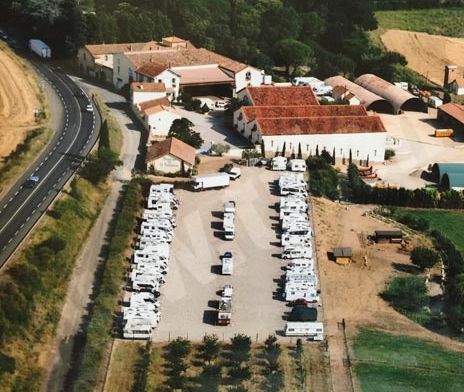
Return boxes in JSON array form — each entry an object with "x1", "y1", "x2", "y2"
[
  {"x1": 71, "y1": 180, "x2": 143, "y2": 392},
  {"x1": 352, "y1": 329, "x2": 464, "y2": 392},
  {"x1": 0, "y1": 44, "x2": 51, "y2": 196},
  {"x1": 105, "y1": 340, "x2": 331, "y2": 392},
  {"x1": 392, "y1": 208, "x2": 464, "y2": 253},
  {"x1": 0, "y1": 97, "x2": 122, "y2": 391},
  {"x1": 376, "y1": 8, "x2": 464, "y2": 37}
]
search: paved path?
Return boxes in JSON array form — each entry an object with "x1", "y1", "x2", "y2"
[{"x1": 42, "y1": 77, "x2": 140, "y2": 392}]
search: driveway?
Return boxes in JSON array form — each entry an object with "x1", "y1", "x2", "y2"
[{"x1": 175, "y1": 106, "x2": 251, "y2": 150}]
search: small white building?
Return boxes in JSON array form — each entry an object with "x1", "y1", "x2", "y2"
[
  {"x1": 130, "y1": 82, "x2": 170, "y2": 104},
  {"x1": 134, "y1": 97, "x2": 181, "y2": 142},
  {"x1": 145, "y1": 137, "x2": 196, "y2": 174},
  {"x1": 332, "y1": 86, "x2": 361, "y2": 105},
  {"x1": 448, "y1": 78, "x2": 464, "y2": 96}
]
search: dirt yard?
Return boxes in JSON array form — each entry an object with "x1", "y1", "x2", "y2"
[
  {"x1": 0, "y1": 43, "x2": 42, "y2": 159},
  {"x1": 381, "y1": 29, "x2": 464, "y2": 86}
]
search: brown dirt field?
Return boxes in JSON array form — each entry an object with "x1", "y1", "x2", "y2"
[
  {"x1": 381, "y1": 29, "x2": 464, "y2": 86},
  {"x1": 0, "y1": 43, "x2": 42, "y2": 159},
  {"x1": 313, "y1": 197, "x2": 464, "y2": 352}
]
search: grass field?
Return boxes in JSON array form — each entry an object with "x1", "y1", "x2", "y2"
[
  {"x1": 352, "y1": 329, "x2": 464, "y2": 392},
  {"x1": 394, "y1": 209, "x2": 464, "y2": 253},
  {"x1": 376, "y1": 8, "x2": 464, "y2": 37},
  {"x1": 105, "y1": 340, "x2": 332, "y2": 392}
]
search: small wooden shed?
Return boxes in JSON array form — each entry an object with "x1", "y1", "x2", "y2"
[
  {"x1": 333, "y1": 247, "x2": 353, "y2": 265},
  {"x1": 374, "y1": 230, "x2": 403, "y2": 244}
]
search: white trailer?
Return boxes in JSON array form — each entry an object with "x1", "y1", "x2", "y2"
[
  {"x1": 29, "y1": 39, "x2": 51, "y2": 58},
  {"x1": 123, "y1": 318, "x2": 157, "y2": 339},
  {"x1": 222, "y1": 256, "x2": 233, "y2": 275},
  {"x1": 282, "y1": 246, "x2": 313, "y2": 259},
  {"x1": 192, "y1": 173, "x2": 230, "y2": 191},
  {"x1": 224, "y1": 201, "x2": 236, "y2": 214},
  {"x1": 285, "y1": 322, "x2": 324, "y2": 340}
]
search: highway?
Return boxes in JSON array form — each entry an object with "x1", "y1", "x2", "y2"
[{"x1": 0, "y1": 60, "x2": 101, "y2": 268}]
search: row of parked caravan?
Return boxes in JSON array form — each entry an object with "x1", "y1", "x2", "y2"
[
  {"x1": 277, "y1": 173, "x2": 324, "y2": 341},
  {"x1": 123, "y1": 184, "x2": 178, "y2": 339}
]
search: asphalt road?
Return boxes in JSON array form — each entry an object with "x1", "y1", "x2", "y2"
[{"x1": 0, "y1": 60, "x2": 101, "y2": 268}]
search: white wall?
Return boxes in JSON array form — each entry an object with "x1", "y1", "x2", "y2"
[
  {"x1": 132, "y1": 90, "x2": 167, "y2": 105},
  {"x1": 146, "y1": 110, "x2": 181, "y2": 139},
  {"x1": 149, "y1": 69, "x2": 180, "y2": 99},
  {"x1": 261, "y1": 133, "x2": 386, "y2": 162},
  {"x1": 113, "y1": 53, "x2": 134, "y2": 89},
  {"x1": 235, "y1": 67, "x2": 264, "y2": 95}
]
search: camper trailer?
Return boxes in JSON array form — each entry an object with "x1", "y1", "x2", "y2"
[
  {"x1": 285, "y1": 322, "x2": 324, "y2": 340},
  {"x1": 222, "y1": 252, "x2": 234, "y2": 275},
  {"x1": 288, "y1": 159, "x2": 307, "y2": 172},
  {"x1": 271, "y1": 156, "x2": 288, "y2": 171}
]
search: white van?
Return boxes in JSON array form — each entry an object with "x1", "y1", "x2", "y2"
[{"x1": 285, "y1": 322, "x2": 324, "y2": 341}]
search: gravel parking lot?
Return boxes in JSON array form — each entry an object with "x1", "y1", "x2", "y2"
[
  {"x1": 374, "y1": 110, "x2": 464, "y2": 189},
  {"x1": 152, "y1": 167, "x2": 288, "y2": 342}
]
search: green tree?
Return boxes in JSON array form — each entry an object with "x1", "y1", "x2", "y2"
[
  {"x1": 211, "y1": 143, "x2": 231, "y2": 156},
  {"x1": 199, "y1": 334, "x2": 221, "y2": 364},
  {"x1": 297, "y1": 143, "x2": 302, "y2": 159},
  {"x1": 99, "y1": 119, "x2": 110, "y2": 150},
  {"x1": 230, "y1": 334, "x2": 251, "y2": 364},
  {"x1": 168, "y1": 118, "x2": 204, "y2": 149},
  {"x1": 383, "y1": 276, "x2": 428, "y2": 312},
  {"x1": 410, "y1": 247, "x2": 440, "y2": 271},
  {"x1": 273, "y1": 39, "x2": 313, "y2": 77},
  {"x1": 281, "y1": 142, "x2": 286, "y2": 157},
  {"x1": 0, "y1": 352, "x2": 15, "y2": 375}
]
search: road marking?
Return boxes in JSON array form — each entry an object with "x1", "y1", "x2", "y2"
[
  {"x1": 8, "y1": 238, "x2": 12, "y2": 244},
  {"x1": 8, "y1": 197, "x2": 13, "y2": 202},
  {"x1": 20, "y1": 223, "x2": 24, "y2": 229},
  {"x1": 26, "y1": 216, "x2": 30, "y2": 222},
  {"x1": 0, "y1": 70, "x2": 84, "y2": 237},
  {"x1": 32, "y1": 209, "x2": 36, "y2": 214},
  {"x1": 14, "y1": 191, "x2": 18, "y2": 196},
  {"x1": 14, "y1": 230, "x2": 18, "y2": 236}
]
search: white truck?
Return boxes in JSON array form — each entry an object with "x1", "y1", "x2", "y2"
[
  {"x1": 192, "y1": 173, "x2": 230, "y2": 191},
  {"x1": 29, "y1": 39, "x2": 51, "y2": 58}
]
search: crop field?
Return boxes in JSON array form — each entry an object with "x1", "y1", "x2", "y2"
[
  {"x1": 376, "y1": 8, "x2": 464, "y2": 37},
  {"x1": 394, "y1": 209, "x2": 464, "y2": 253},
  {"x1": 352, "y1": 329, "x2": 464, "y2": 392}
]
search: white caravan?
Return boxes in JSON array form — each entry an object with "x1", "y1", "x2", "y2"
[
  {"x1": 282, "y1": 246, "x2": 313, "y2": 259},
  {"x1": 285, "y1": 322, "x2": 324, "y2": 341},
  {"x1": 271, "y1": 156, "x2": 287, "y2": 171},
  {"x1": 288, "y1": 159, "x2": 307, "y2": 172}
]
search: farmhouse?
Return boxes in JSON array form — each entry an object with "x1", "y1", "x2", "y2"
[
  {"x1": 437, "y1": 103, "x2": 464, "y2": 134},
  {"x1": 130, "y1": 82, "x2": 170, "y2": 104},
  {"x1": 113, "y1": 44, "x2": 265, "y2": 97},
  {"x1": 134, "y1": 97, "x2": 181, "y2": 142},
  {"x1": 145, "y1": 137, "x2": 196, "y2": 174},
  {"x1": 234, "y1": 86, "x2": 387, "y2": 161}
]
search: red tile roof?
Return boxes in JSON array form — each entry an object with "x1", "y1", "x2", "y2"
[
  {"x1": 137, "y1": 97, "x2": 171, "y2": 112},
  {"x1": 146, "y1": 137, "x2": 196, "y2": 165},
  {"x1": 245, "y1": 86, "x2": 319, "y2": 106},
  {"x1": 131, "y1": 82, "x2": 166, "y2": 92},
  {"x1": 241, "y1": 105, "x2": 367, "y2": 122},
  {"x1": 438, "y1": 103, "x2": 464, "y2": 124},
  {"x1": 85, "y1": 41, "x2": 163, "y2": 56},
  {"x1": 256, "y1": 116, "x2": 386, "y2": 136}
]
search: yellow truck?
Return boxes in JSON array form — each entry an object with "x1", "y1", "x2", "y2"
[{"x1": 434, "y1": 128, "x2": 454, "y2": 138}]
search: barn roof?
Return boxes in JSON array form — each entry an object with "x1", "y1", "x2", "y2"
[
  {"x1": 145, "y1": 137, "x2": 196, "y2": 165},
  {"x1": 325, "y1": 76, "x2": 394, "y2": 114},
  {"x1": 354, "y1": 74, "x2": 423, "y2": 114},
  {"x1": 245, "y1": 86, "x2": 319, "y2": 106},
  {"x1": 432, "y1": 162, "x2": 464, "y2": 182},
  {"x1": 441, "y1": 173, "x2": 464, "y2": 190},
  {"x1": 438, "y1": 103, "x2": 464, "y2": 124}
]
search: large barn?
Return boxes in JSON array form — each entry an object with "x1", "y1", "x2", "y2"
[{"x1": 234, "y1": 86, "x2": 387, "y2": 162}]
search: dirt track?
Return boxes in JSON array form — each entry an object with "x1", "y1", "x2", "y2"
[
  {"x1": 0, "y1": 43, "x2": 41, "y2": 159},
  {"x1": 381, "y1": 29, "x2": 464, "y2": 86}
]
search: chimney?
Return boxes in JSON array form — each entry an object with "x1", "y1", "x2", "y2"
[{"x1": 444, "y1": 64, "x2": 458, "y2": 88}]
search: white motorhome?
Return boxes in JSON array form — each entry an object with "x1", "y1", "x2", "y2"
[
  {"x1": 284, "y1": 285, "x2": 319, "y2": 302},
  {"x1": 282, "y1": 246, "x2": 313, "y2": 259},
  {"x1": 224, "y1": 201, "x2": 236, "y2": 214},
  {"x1": 288, "y1": 159, "x2": 307, "y2": 172},
  {"x1": 123, "y1": 318, "x2": 156, "y2": 339},
  {"x1": 281, "y1": 234, "x2": 312, "y2": 247},
  {"x1": 285, "y1": 322, "x2": 324, "y2": 341},
  {"x1": 223, "y1": 212, "x2": 235, "y2": 240},
  {"x1": 222, "y1": 254, "x2": 233, "y2": 275},
  {"x1": 271, "y1": 156, "x2": 288, "y2": 171},
  {"x1": 287, "y1": 259, "x2": 314, "y2": 269}
]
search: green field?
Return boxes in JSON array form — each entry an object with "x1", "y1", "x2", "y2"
[
  {"x1": 395, "y1": 209, "x2": 464, "y2": 253},
  {"x1": 352, "y1": 329, "x2": 464, "y2": 392},
  {"x1": 376, "y1": 8, "x2": 464, "y2": 37}
]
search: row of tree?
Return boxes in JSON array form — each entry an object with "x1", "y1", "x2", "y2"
[
  {"x1": 308, "y1": 155, "x2": 340, "y2": 201},
  {"x1": 347, "y1": 164, "x2": 464, "y2": 209},
  {"x1": 373, "y1": 0, "x2": 464, "y2": 10},
  {"x1": 1, "y1": 0, "x2": 414, "y2": 82}
]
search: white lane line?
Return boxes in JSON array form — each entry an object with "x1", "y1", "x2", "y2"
[
  {"x1": 0, "y1": 73, "x2": 83, "y2": 237},
  {"x1": 8, "y1": 197, "x2": 13, "y2": 202},
  {"x1": 14, "y1": 230, "x2": 18, "y2": 236},
  {"x1": 20, "y1": 223, "x2": 24, "y2": 229},
  {"x1": 26, "y1": 216, "x2": 30, "y2": 222},
  {"x1": 8, "y1": 238, "x2": 12, "y2": 244},
  {"x1": 14, "y1": 191, "x2": 18, "y2": 196},
  {"x1": 32, "y1": 209, "x2": 36, "y2": 214}
]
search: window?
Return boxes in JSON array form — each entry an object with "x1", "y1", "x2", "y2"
[
  {"x1": 238, "y1": 113, "x2": 243, "y2": 121},
  {"x1": 289, "y1": 143, "x2": 292, "y2": 149},
  {"x1": 251, "y1": 125, "x2": 257, "y2": 132},
  {"x1": 306, "y1": 144, "x2": 309, "y2": 152},
  {"x1": 117, "y1": 66, "x2": 120, "y2": 74},
  {"x1": 356, "y1": 150, "x2": 359, "y2": 157},
  {"x1": 245, "y1": 71, "x2": 251, "y2": 80},
  {"x1": 172, "y1": 78, "x2": 176, "y2": 84},
  {"x1": 271, "y1": 140, "x2": 274, "y2": 147},
  {"x1": 374, "y1": 149, "x2": 377, "y2": 156},
  {"x1": 340, "y1": 148, "x2": 343, "y2": 154},
  {"x1": 158, "y1": 79, "x2": 162, "y2": 83}
]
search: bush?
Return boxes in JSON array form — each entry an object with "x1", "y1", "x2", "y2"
[
  {"x1": 384, "y1": 149, "x2": 396, "y2": 160},
  {"x1": 211, "y1": 143, "x2": 230, "y2": 156},
  {"x1": 199, "y1": 334, "x2": 220, "y2": 364},
  {"x1": 307, "y1": 157, "x2": 340, "y2": 200},
  {"x1": 230, "y1": 334, "x2": 251, "y2": 364},
  {"x1": 397, "y1": 214, "x2": 429, "y2": 232},
  {"x1": 383, "y1": 276, "x2": 428, "y2": 312},
  {"x1": 410, "y1": 247, "x2": 440, "y2": 270},
  {"x1": 242, "y1": 149, "x2": 261, "y2": 159}
]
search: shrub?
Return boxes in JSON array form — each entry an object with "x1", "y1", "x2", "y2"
[
  {"x1": 383, "y1": 276, "x2": 428, "y2": 312},
  {"x1": 0, "y1": 352, "x2": 15, "y2": 374},
  {"x1": 307, "y1": 157, "x2": 339, "y2": 200},
  {"x1": 410, "y1": 247, "x2": 440, "y2": 270},
  {"x1": 384, "y1": 149, "x2": 396, "y2": 160},
  {"x1": 230, "y1": 334, "x2": 251, "y2": 364},
  {"x1": 397, "y1": 214, "x2": 429, "y2": 232},
  {"x1": 242, "y1": 149, "x2": 261, "y2": 159},
  {"x1": 211, "y1": 143, "x2": 230, "y2": 156},
  {"x1": 199, "y1": 334, "x2": 220, "y2": 364}
]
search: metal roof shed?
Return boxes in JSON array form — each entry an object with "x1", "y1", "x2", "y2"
[
  {"x1": 374, "y1": 230, "x2": 403, "y2": 243},
  {"x1": 441, "y1": 173, "x2": 464, "y2": 191},
  {"x1": 324, "y1": 75, "x2": 394, "y2": 114},
  {"x1": 355, "y1": 74, "x2": 425, "y2": 114},
  {"x1": 431, "y1": 162, "x2": 464, "y2": 183},
  {"x1": 333, "y1": 247, "x2": 352, "y2": 265}
]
